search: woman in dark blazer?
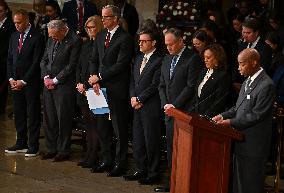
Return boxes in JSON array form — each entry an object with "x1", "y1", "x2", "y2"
[
  {"x1": 190, "y1": 43, "x2": 231, "y2": 117},
  {"x1": 76, "y1": 16, "x2": 105, "y2": 168}
]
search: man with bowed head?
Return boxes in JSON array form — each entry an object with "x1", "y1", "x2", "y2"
[
  {"x1": 40, "y1": 19, "x2": 81, "y2": 162},
  {"x1": 156, "y1": 28, "x2": 203, "y2": 192},
  {"x1": 213, "y1": 48, "x2": 275, "y2": 193},
  {"x1": 88, "y1": 5, "x2": 134, "y2": 177},
  {"x1": 5, "y1": 9, "x2": 44, "y2": 157}
]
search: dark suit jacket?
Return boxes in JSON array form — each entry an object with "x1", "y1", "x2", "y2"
[
  {"x1": 7, "y1": 27, "x2": 45, "y2": 85},
  {"x1": 89, "y1": 27, "x2": 134, "y2": 100},
  {"x1": 40, "y1": 30, "x2": 82, "y2": 86},
  {"x1": 159, "y1": 49, "x2": 203, "y2": 111},
  {"x1": 122, "y1": 2, "x2": 139, "y2": 37},
  {"x1": 62, "y1": 0, "x2": 98, "y2": 32},
  {"x1": 191, "y1": 68, "x2": 231, "y2": 117},
  {"x1": 221, "y1": 70, "x2": 275, "y2": 157},
  {"x1": 273, "y1": 63, "x2": 284, "y2": 106},
  {"x1": 0, "y1": 17, "x2": 15, "y2": 83},
  {"x1": 238, "y1": 38, "x2": 272, "y2": 73},
  {"x1": 130, "y1": 50, "x2": 162, "y2": 116},
  {"x1": 76, "y1": 39, "x2": 93, "y2": 106}
]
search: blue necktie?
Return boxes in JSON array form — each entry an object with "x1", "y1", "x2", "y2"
[{"x1": 169, "y1": 55, "x2": 178, "y2": 79}]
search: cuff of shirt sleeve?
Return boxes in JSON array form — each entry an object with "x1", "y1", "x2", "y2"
[
  {"x1": 20, "y1": 80, "x2": 27, "y2": 85},
  {"x1": 136, "y1": 97, "x2": 141, "y2": 103},
  {"x1": 44, "y1": 75, "x2": 50, "y2": 79},
  {"x1": 53, "y1": 77, "x2": 58, "y2": 84},
  {"x1": 98, "y1": 73, "x2": 102, "y2": 80},
  {"x1": 9, "y1": 78, "x2": 14, "y2": 81}
]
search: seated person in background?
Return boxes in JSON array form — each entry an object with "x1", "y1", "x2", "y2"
[
  {"x1": 189, "y1": 43, "x2": 231, "y2": 117},
  {"x1": 192, "y1": 29, "x2": 213, "y2": 57},
  {"x1": 62, "y1": 0, "x2": 98, "y2": 38},
  {"x1": 76, "y1": 15, "x2": 106, "y2": 168}
]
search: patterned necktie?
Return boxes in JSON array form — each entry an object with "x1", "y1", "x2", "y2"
[
  {"x1": 139, "y1": 56, "x2": 148, "y2": 74},
  {"x1": 245, "y1": 77, "x2": 251, "y2": 91},
  {"x1": 18, "y1": 33, "x2": 24, "y2": 53},
  {"x1": 169, "y1": 55, "x2": 178, "y2": 79},
  {"x1": 52, "y1": 41, "x2": 59, "y2": 60},
  {"x1": 78, "y1": 0, "x2": 84, "y2": 32},
  {"x1": 105, "y1": 32, "x2": 111, "y2": 48}
]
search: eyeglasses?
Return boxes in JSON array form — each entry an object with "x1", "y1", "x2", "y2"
[
  {"x1": 85, "y1": 25, "x2": 96, "y2": 30},
  {"x1": 102, "y1": 15, "x2": 115, "y2": 20},
  {"x1": 138, "y1": 40, "x2": 152, "y2": 44}
]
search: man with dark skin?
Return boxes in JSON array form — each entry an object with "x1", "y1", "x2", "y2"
[{"x1": 213, "y1": 48, "x2": 275, "y2": 193}]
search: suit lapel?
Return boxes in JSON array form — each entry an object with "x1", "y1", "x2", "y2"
[
  {"x1": 170, "y1": 49, "x2": 188, "y2": 81},
  {"x1": 200, "y1": 70, "x2": 217, "y2": 98},
  {"x1": 235, "y1": 71, "x2": 265, "y2": 109}
]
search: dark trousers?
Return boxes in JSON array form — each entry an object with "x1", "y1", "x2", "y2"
[
  {"x1": 43, "y1": 87, "x2": 75, "y2": 155},
  {"x1": 132, "y1": 109, "x2": 161, "y2": 177},
  {"x1": 80, "y1": 106, "x2": 99, "y2": 165},
  {"x1": 165, "y1": 116, "x2": 174, "y2": 170},
  {"x1": 93, "y1": 112, "x2": 112, "y2": 164},
  {"x1": 11, "y1": 85, "x2": 41, "y2": 149},
  {"x1": 108, "y1": 98, "x2": 130, "y2": 164},
  {"x1": 0, "y1": 81, "x2": 8, "y2": 113},
  {"x1": 232, "y1": 154, "x2": 267, "y2": 193}
]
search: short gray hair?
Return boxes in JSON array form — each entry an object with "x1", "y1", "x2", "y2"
[
  {"x1": 102, "y1": 5, "x2": 121, "y2": 17},
  {"x1": 47, "y1": 19, "x2": 67, "y2": 30}
]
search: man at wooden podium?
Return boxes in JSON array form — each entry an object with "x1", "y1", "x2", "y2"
[
  {"x1": 213, "y1": 48, "x2": 275, "y2": 193},
  {"x1": 157, "y1": 28, "x2": 203, "y2": 192}
]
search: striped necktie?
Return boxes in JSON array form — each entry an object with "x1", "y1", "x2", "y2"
[{"x1": 169, "y1": 55, "x2": 178, "y2": 79}]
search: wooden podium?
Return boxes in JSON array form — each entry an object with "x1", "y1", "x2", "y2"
[{"x1": 168, "y1": 108, "x2": 243, "y2": 193}]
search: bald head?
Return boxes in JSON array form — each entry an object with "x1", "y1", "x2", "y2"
[{"x1": 237, "y1": 48, "x2": 261, "y2": 77}]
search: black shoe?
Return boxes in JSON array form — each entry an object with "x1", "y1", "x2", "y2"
[
  {"x1": 154, "y1": 186, "x2": 170, "y2": 192},
  {"x1": 77, "y1": 161, "x2": 87, "y2": 166},
  {"x1": 107, "y1": 164, "x2": 125, "y2": 177},
  {"x1": 24, "y1": 147, "x2": 39, "y2": 157},
  {"x1": 53, "y1": 154, "x2": 70, "y2": 162},
  {"x1": 138, "y1": 176, "x2": 160, "y2": 185},
  {"x1": 123, "y1": 171, "x2": 147, "y2": 181},
  {"x1": 90, "y1": 162, "x2": 111, "y2": 173},
  {"x1": 5, "y1": 144, "x2": 28, "y2": 154},
  {"x1": 41, "y1": 152, "x2": 57, "y2": 160}
]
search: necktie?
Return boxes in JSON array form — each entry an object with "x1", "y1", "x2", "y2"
[
  {"x1": 169, "y1": 55, "x2": 178, "y2": 79},
  {"x1": 78, "y1": 0, "x2": 84, "y2": 32},
  {"x1": 18, "y1": 33, "x2": 24, "y2": 53},
  {"x1": 105, "y1": 32, "x2": 111, "y2": 48},
  {"x1": 52, "y1": 41, "x2": 59, "y2": 60},
  {"x1": 139, "y1": 56, "x2": 148, "y2": 74},
  {"x1": 245, "y1": 77, "x2": 251, "y2": 91}
]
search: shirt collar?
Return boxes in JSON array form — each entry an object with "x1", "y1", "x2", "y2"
[
  {"x1": 144, "y1": 48, "x2": 156, "y2": 61},
  {"x1": 108, "y1": 25, "x2": 119, "y2": 39},
  {"x1": 248, "y1": 67, "x2": 263, "y2": 84},
  {"x1": 0, "y1": 17, "x2": 7, "y2": 28},
  {"x1": 249, "y1": 36, "x2": 260, "y2": 49}
]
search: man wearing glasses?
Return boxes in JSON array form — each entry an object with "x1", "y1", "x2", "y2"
[
  {"x1": 88, "y1": 5, "x2": 134, "y2": 177},
  {"x1": 123, "y1": 29, "x2": 162, "y2": 184}
]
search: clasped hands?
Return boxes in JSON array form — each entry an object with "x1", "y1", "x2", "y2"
[
  {"x1": 88, "y1": 75, "x2": 100, "y2": 95},
  {"x1": 44, "y1": 78, "x2": 56, "y2": 90},
  {"x1": 131, "y1": 97, "x2": 143, "y2": 110},
  {"x1": 9, "y1": 80, "x2": 24, "y2": 91},
  {"x1": 76, "y1": 83, "x2": 86, "y2": 96},
  {"x1": 212, "y1": 115, "x2": 231, "y2": 127}
]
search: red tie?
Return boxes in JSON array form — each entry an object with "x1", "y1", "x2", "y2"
[
  {"x1": 105, "y1": 32, "x2": 111, "y2": 48},
  {"x1": 18, "y1": 33, "x2": 24, "y2": 53},
  {"x1": 78, "y1": 0, "x2": 84, "y2": 32}
]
